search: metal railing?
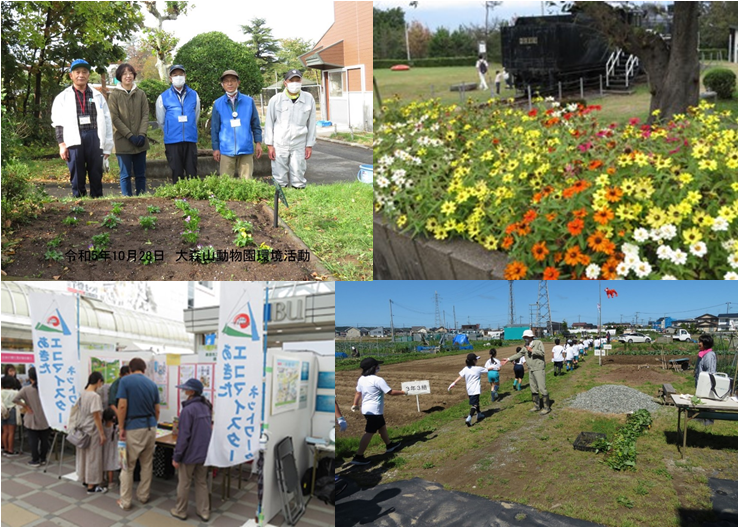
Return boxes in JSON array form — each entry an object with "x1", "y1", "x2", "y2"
[
  {"x1": 605, "y1": 48, "x2": 622, "y2": 87},
  {"x1": 625, "y1": 54, "x2": 640, "y2": 88}
]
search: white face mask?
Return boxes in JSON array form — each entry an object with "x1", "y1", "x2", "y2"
[
  {"x1": 287, "y1": 82, "x2": 301, "y2": 94},
  {"x1": 172, "y1": 75, "x2": 186, "y2": 88},
  {"x1": 225, "y1": 89, "x2": 238, "y2": 96}
]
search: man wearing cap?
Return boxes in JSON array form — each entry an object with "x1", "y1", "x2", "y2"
[
  {"x1": 211, "y1": 70, "x2": 262, "y2": 179},
  {"x1": 170, "y1": 378, "x2": 212, "y2": 522},
  {"x1": 502, "y1": 330, "x2": 551, "y2": 414},
  {"x1": 349, "y1": 357, "x2": 406, "y2": 465},
  {"x1": 156, "y1": 65, "x2": 201, "y2": 183},
  {"x1": 51, "y1": 59, "x2": 114, "y2": 198},
  {"x1": 264, "y1": 69, "x2": 316, "y2": 188}
]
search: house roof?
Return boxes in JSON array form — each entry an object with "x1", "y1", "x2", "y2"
[
  {"x1": 299, "y1": 40, "x2": 345, "y2": 71},
  {"x1": 717, "y1": 313, "x2": 738, "y2": 318}
]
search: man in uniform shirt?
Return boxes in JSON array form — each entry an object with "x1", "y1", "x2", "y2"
[{"x1": 502, "y1": 329, "x2": 551, "y2": 414}]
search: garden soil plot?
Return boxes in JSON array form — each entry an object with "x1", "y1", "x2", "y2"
[
  {"x1": 593, "y1": 353, "x2": 696, "y2": 385},
  {"x1": 2, "y1": 198, "x2": 321, "y2": 280}
]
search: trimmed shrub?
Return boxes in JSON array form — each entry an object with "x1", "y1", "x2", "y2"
[
  {"x1": 374, "y1": 57, "x2": 478, "y2": 69},
  {"x1": 136, "y1": 78, "x2": 170, "y2": 119},
  {"x1": 703, "y1": 68, "x2": 736, "y2": 99}
]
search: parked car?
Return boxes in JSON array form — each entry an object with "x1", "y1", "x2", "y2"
[
  {"x1": 618, "y1": 332, "x2": 652, "y2": 343},
  {"x1": 672, "y1": 329, "x2": 693, "y2": 342}
]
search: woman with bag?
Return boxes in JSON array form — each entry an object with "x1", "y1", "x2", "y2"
[
  {"x1": 76, "y1": 372, "x2": 107, "y2": 494},
  {"x1": 12, "y1": 367, "x2": 50, "y2": 467}
]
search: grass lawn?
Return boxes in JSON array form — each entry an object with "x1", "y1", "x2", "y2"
[
  {"x1": 337, "y1": 354, "x2": 737, "y2": 526},
  {"x1": 328, "y1": 131, "x2": 373, "y2": 146}
]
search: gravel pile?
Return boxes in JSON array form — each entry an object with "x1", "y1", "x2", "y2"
[{"x1": 567, "y1": 384, "x2": 661, "y2": 414}]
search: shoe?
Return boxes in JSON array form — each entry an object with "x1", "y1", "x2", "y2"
[
  {"x1": 385, "y1": 442, "x2": 401, "y2": 454},
  {"x1": 465, "y1": 415, "x2": 472, "y2": 427},
  {"x1": 477, "y1": 412, "x2": 485, "y2": 421},
  {"x1": 291, "y1": 186, "x2": 305, "y2": 189},
  {"x1": 197, "y1": 513, "x2": 210, "y2": 522},
  {"x1": 170, "y1": 508, "x2": 188, "y2": 521},
  {"x1": 116, "y1": 500, "x2": 132, "y2": 511},
  {"x1": 27, "y1": 460, "x2": 40, "y2": 467},
  {"x1": 349, "y1": 455, "x2": 371, "y2": 466},
  {"x1": 87, "y1": 485, "x2": 108, "y2": 494},
  {"x1": 540, "y1": 395, "x2": 552, "y2": 415},
  {"x1": 529, "y1": 394, "x2": 540, "y2": 412}
]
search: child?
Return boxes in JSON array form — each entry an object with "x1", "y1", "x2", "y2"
[
  {"x1": 551, "y1": 339, "x2": 565, "y2": 376},
  {"x1": 1, "y1": 376, "x2": 20, "y2": 457},
  {"x1": 448, "y1": 353, "x2": 496, "y2": 426},
  {"x1": 102, "y1": 408, "x2": 120, "y2": 487},
  {"x1": 350, "y1": 358, "x2": 406, "y2": 466},
  {"x1": 578, "y1": 341, "x2": 585, "y2": 362},
  {"x1": 484, "y1": 349, "x2": 501, "y2": 402},
  {"x1": 572, "y1": 341, "x2": 580, "y2": 368},
  {"x1": 512, "y1": 348, "x2": 526, "y2": 390},
  {"x1": 565, "y1": 341, "x2": 575, "y2": 371}
]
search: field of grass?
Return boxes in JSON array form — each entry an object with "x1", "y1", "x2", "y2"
[{"x1": 337, "y1": 353, "x2": 737, "y2": 526}]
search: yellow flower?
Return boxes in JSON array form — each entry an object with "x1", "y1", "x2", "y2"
[
  {"x1": 481, "y1": 150, "x2": 494, "y2": 162},
  {"x1": 633, "y1": 152, "x2": 650, "y2": 167},
  {"x1": 425, "y1": 218, "x2": 439, "y2": 231},
  {"x1": 433, "y1": 227, "x2": 448, "y2": 240},
  {"x1": 417, "y1": 147, "x2": 427, "y2": 157},
  {"x1": 666, "y1": 205, "x2": 684, "y2": 224},
  {"x1": 445, "y1": 130, "x2": 456, "y2": 142},
  {"x1": 718, "y1": 204, "x2": 737, "y2": 222},
  {"x1": 441, "y1": 201, "x2": 457, "y2": 216},
  {"x1": 596, "y1": 173, "x2": 610, "y2": 187},
  {"x1": 678, "y1": 173, "x2": 693, "y2": 185},
  {"x1": 481, "y1": 235, "x2": 498, "y2": 251},
  {"x1": 685, "y1": 190, "x2": 702, "y2": 206},
  {"x1": 691, "y1": 144, "x2": 709, "y2": 159},
  {"x1": 621, "y1": 179, "x2": 636, "y2": 195},
  {"x1": 396, "y1": 215, "x2": 407, "y2": 228},
  {"x1": 698, "y1": 159, "x2": 718, "y2": 171},
  {"x1": 502, "y1": 173, "x2": 514, "y2": 183},
  {"x1": 682, "y1": 227, "x2": 702, "y2": 245},
  {"x1": 645, "y1": 207, "x2": 668, "y2": 228}
]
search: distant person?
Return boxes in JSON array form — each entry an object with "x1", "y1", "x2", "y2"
[
  {"x1": 2, "y1": 376, "x2": 20, "y2": 456},
  {"x1": 476, "y1": 54, "x2": 489, "y2": 91},
  {"x1": 349, "y1": 358, "x2": 405, "y2": 465},
  {"x1": 351, "y1": 346, "x2": 360, "y2": 358},
  {"x1": 448, "y1": 353, "x2": 498, "y2": 426},
  {"x1": 512, "y1": 349, "x2": 526, "y2": 390},
  {"x1": 504, "y1": 68, "x2": 513, "y2": 89},
  {"x1": 484, "y1": 349, "x2": 501, "y2": 403},
  {"x1": 108, "y1": 365, "x2": 130, "y2": 411},
  {"x1": 502, "y1": 329, "x2": 551, "y2": 414},
  {"x1": 551, "y1": 338, "x2": 565, "y2": 376},
  {"x1": 76, "y1": 372, "x2": 107, "y2": 494},
  {"x1": 102, "y1": 408, "x2": 120, "y2": 488},
  {"x1": 3, "y1": 365, "x2": 21, "y2": 390},
  {"x1": 13, "y1": 367, "x2": 50, "y2": 467},
  {"x1": 694, "y1": 334, "x2": 717, "y2": 425},
  {"x1": 494, "y1": 70, "x2": 504, "y2": 95}
]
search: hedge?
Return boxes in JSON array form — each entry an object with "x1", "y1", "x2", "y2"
[
  {"x1": 374, "y1": 57, "x2": 478, "y2": 69},
  {"x1": 703, "y1": 68, "x2": 737, "y2": 99}
]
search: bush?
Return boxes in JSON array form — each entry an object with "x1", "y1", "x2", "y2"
[
  {"x1": 136, "y1": 78, "x2": 170, "y2": 119},
  {"x1": 0, "y1": 159, "x2": 49, "y2": 226},
  {"x1": 154, "y1": 174, "x2": 274, "y2": 202},
  {"x1": 374, "y1": 57, "x2": 478, "y2": 69},
  {"x1": 703, "y1": 68, "x2": 737, "y2": 99}
]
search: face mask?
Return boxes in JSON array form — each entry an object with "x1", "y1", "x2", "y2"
[
  {"x1": 287, "y1": 82, "x2": 301, "y2": 94},
  {"x1": 172, "y1": 76, "x2": 186, "y2": 88},
  {"x1": 225, "y1": 89, "x2": 238, "y2": 96}
]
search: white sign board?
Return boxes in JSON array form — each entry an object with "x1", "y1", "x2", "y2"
[
  {"x1": 603, "y1": 344, "x2": 612, "y2": 350},
  {"x1": 402, "y1": 380, "x2": 431, "y2": 395}
]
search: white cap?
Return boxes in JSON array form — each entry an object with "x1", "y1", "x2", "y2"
[{"x1": 523, "y1": 329, "x2": 535, "y2": 338}]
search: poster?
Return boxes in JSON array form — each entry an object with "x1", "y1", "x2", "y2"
[
  {"x1": 197, "y1": 364, "x2": 213, "y2": 389},
  {"x1": 205, "y1": 282, "x2": 264, "y2": 467},
  {"x1": 150, "y1": 357, "x2": 168, "y2": 408},
  {"x1": 299, "y1": 385, "x2": 308, "y2": 409},
  {"x1": 90, "y1": 357, "x2": 120, "y2": 385},
  {"x1": 315, "y1": 394, "x2": 334, "y2": 413},
  {"x1": 271, "y1": 357, "x2": 300, "y2": 414},
  {"x1": 317, "y1": 371, "x2": 335, "y2": 389},
  {"x1": 301, "y1": 361, "x2": 310, "y2": 381},
  {"x1": 29, "y1": 291, "x2": 80, "y2": 431},
  {"x1": 179, "y1": 364, "x2": 195, "y2": 384}
]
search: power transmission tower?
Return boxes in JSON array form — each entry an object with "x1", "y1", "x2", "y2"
[
  {"x1": 529, "y1": 304, "x2": 537, "y2": 331},
  {"x1": 389, "y1": 299, "x2": 395, "y2": 342},
  {"x1": 537, "y1": 281, "x2": 553, "y2": 336},
  {"x1": 434, "y1": 291, "x2": 442, "y2": 328},
  {"x1": 508, "y1": 281, "x2": 515, "y2": 326},
  {"x1": 453, "y1": 306, "x2": 457, "y2": 332}
]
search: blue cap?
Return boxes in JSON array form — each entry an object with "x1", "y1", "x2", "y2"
[
  {"x1": 169, "y1": 64, "x2": 186, "y2": 75},
  {"x1": 70, "y1": 59, "x2": 91, "y2": 72},
  {"x1": 176, "y1": 378, "x2": 203, "y2": 393}
]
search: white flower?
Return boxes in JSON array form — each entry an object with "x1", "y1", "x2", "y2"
[
  {"x1": 670, "y1": 248, "x2": 687, "y2": 266},
  {"x1": 724, "y1": 271, "x2": 738, "y2": 280},
  {"x1": 728, "y1": 252, "x2": 739, "y2": 269},
  {"x1": 585, "y1": 263, "x2": 601, "y2": 279},
  {"x1": 391, "y1": 169, "x2": 407, "y2": 182},
  {"x1": 377, "y1": 176, "x2": 390, "y2": 188},
  {"x1": 711, "y1": 216, "x2": 729, "y2": 232},
  {"x1": 633, "y1": 260, "x2": 652, "y2": 278},
  {"x1": 661, "y1": 275, "x2": 678, "y2": 280},
  {"x1": 616, "y1": 262, "x2": 631, "y2": 277},
  {"x1": 689, "y1": 242, "x2": 707, "y2": 258},
  {"x1": 721, "y1": 239, "x2": 738, "y2": 252},
  {"x1": 545, "y1": 96, "x2": 555, "y2": 102},
  {"x1": 656, "y1": 245, "x2": 673, "y2": 260},
  {"x1": 566, "y1": 103, "x2": 579, "y2": 112},
  {"x1": 623, "y1": 253, "x2": 640, "y2": 268},
  {"x1": 633, "y1": 228, "x2": 649, "y2": 243},
  {"x1": 649, "y1": 228, "x2": 663, "y2": 242},
  {"x1": 404, "y1": 180, "x2": 415, "y2": 189},
  {"x1": 378, "y1": 155, "x2": 393, "y2": 167},
  {"x1": 659, "y1": 224, "x2": 677, "y2": 240},
  {"x1": 622, "y1": 243, "x2": 640, "y2": 256}
]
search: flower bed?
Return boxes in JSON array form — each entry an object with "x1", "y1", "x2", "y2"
[{"x1": 374, "y1": 97, "x2": 738, "y2": 279}]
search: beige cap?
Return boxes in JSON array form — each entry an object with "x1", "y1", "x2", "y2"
[{"x1": 220, "y1": 70, "x2": 240, "y2": 81}]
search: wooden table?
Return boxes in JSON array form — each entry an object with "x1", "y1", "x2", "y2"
[{"x1": 670, "y1": 394, "x2": 738, "y2": 458}]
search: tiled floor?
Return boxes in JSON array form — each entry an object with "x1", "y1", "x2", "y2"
[{"x1": 1, "y1": 446, "x2": 334, "y2": 527}]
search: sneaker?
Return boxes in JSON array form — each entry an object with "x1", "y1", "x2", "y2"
[
  {"x1": 27, "y1": 460, "x2": 41, "y2": 467},
  {"x1": 349, "y1": 455, "x2": 371, "y2": 466},
  {"x1": 385, "y1": 442, "x2": 401, "y2": 454},
  {"x1": 87, "y1": 485, "x2": 108, "y2": 494},
  {"x1": 477, "y1": 413, "x2": 485, "y2": 421},
  {"x1": 465, "y1": 415, "x2": 472, "y2": 427}
]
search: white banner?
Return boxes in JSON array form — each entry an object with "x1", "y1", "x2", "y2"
[
  {"x1": 28, "y1": 292, "x2": 80, "y2": 432},
  {"x1": 205, "y1": 282, "x2": 265, "y2": 467}
]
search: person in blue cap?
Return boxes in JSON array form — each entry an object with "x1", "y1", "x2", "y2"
[
  {"x1": 211, "y1": 69, "x2": 262, "y2": 179},
  {"x1": 170, "y1": 378, "x2": 212, "y2": 522},
  {"x1": 264, "y1": 69, "x2": 316, "y2": 188},
  {"x1": 155, "y1": 65, "x2": 201, "y2": 183},
  {"x1": 51, "y1": 59, "x2": 114, "y2": 198}
]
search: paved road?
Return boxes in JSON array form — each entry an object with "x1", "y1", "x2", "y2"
[{"x1": 41, "y1": 139, "x2": 372, "y2": 198}]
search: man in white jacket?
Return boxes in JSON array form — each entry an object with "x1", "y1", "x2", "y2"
[
  {"x1": 51, "y1": 59, "x2": 114, "y2": 198},
  {"x1": 264, "y1": 69, "x2": 316, "y2": 189}
]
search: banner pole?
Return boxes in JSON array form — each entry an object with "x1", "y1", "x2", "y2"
[
  {"x1": 77, "y1": 293, "x2": 81, "y2": 361},
  {"x1": 257, "y1": 281, "x2": 269, "y2": 527}
]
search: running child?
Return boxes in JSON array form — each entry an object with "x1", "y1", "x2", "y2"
[
  {"x1": 484, "y1": 349, "x2": 501, "y2": 403},
  {"x1": 551, "y1": 339, "x2": 565, "y2": 376},
  {"x1": 350, "y1": 357, "x2": 406, "y2": 465},
  {"x1": 512, "y1": 348, "x2": 526, "y2": 390},
  {"x1": 448, "y1": 353, "x2": 497, "y2": 426},
  {"x1": 565, "y1": 341, "x2": 575, "y2": 371}
]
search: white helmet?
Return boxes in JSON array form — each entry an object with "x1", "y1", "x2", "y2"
[{"x1": 523, "y1": 329, "x2": 534, "y2": 338}]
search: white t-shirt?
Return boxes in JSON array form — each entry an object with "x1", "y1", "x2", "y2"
[
  {"x1": 565, "y1": 346, "x2": 575, "y2": 361},
  {"x1": 484, "y1": 358, "x2": 501, "y2": 371},
  {"x1": 578, "y1": 344, "x2": 584, "y2": 354},
  {"x1": 514, "y1": 356, "x2": 526, "y2": 366},
  {"x1": 356, "y1": 375, "x2": 392, "y2": 415},
  {"x1": 551, "y1": 345, "x2": 565, "y2": 362},
  {"x1": 458, "y1": 366, "x2": 487, "y2": 396},
  {"x1": 495, "y1": 71, "x2": 504, "y2": 83}
]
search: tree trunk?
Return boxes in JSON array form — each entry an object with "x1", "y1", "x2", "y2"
[{"x1": 32, "y1": 7, "x2": 53, "y2": 121}]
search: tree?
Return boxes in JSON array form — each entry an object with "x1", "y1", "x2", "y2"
[
  {"x1": 561, "y1": 319, "x2": 569, "y2": 335},
  {"x1": 173, "y1": 32, "x2": 262, "y2": 111},
  {"x1": 449, "y1": 27, "x2": 475, "y2": 57},
  {"x1": 373, "y1": 7, "x2": 406, "y2": 60},
  {"x1": 124, "y1": 36, "x2": 155, "y2": 77},
  {"x1": 407, "y1": 21, "x2": 432, "y2": 59},
  {"x1": 275, "y1": 38, "x2": 316, "y2": 84},
  {"x1": 428, "y1": 27, "x2": 452, "y2": 58},
  {"x1": 699, "y1": 1, "x2": 738, "y2": 51},
  {"x1": 241, "y1": 18, "x2": 279, "y2": 75},
  {"x1": 142, "y1": 1, "x2": 190, "y2": 81}
]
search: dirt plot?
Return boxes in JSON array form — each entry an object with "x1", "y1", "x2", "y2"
[{"x1": 2, "y1": 198, "x2": 322, "y2": 280}]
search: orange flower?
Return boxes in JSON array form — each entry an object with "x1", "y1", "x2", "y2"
[
  {"x1": 533, "y1": 192, "x2": 543, "y2": 203},
  {"x1": 593, "y1": 207, "x2": 615, "y2": 225},
  {"x1": 505, "y1": 223, "x2": 517, "y2": 235},
  {"x1": 501, "y1": 236, "x2": 514, "y2": 250},
  {"x1": 516, "y1": 224, "x2": 531, "y2": 236},
  {"x1": 606, "y1": 167, "x2": 616, "y2": 175},
  {"x1": 522, "y1": 209, "x2": 537, "y2": 224},
  {"x1": 605, "y1": 186, "x2": 624, "y2": 203},
  {"x1": 587, "y1": 231, "x2": 613, "y2": 253},
  {"x1": 532, "y1": 241, "x2": 549, "y2": 261},
  {"x1": 567, "y1": 218, "x2": 585, "y2": 236},
  {"x1": 553, "y1": 252, "x2": 563, "y2": 263},
  {"x1": 601, "y1": 257, "x2": 620, "y2": 280},
  {"x1": 504, "y1": 261, "x2": 528, "y2": 280},
  {"x1": 571, "y1": 179, "x2": 591, "y2": 193},
  {"x1": 577, "y1": 252, "x2": 591, "y2": 266},
  {"x1": 542, "y1": 267, "x2": 560, "y2": 280},
  {"x1": 572, "y1": 208, "x2": 588, "y2": 219},
  {"x1": 564, "y1": 246, "x2": 584, "y2": 266},
  {"x1": 588, "y1": 159, "x2": 603, "y2": 170},
  {"x1": 562, "y1": 187, "x2": 576, "y2": 199},
  {"x1": 545, "y1": 212, "x2": 557, "y2": 222}
]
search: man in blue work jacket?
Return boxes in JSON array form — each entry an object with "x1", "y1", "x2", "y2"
[
  {"x1": 156, "y1": 64, "x2": 201, "y2": 183},
  {"x1": 211, "y1": 70, "x2": 262, "y2": 179}
]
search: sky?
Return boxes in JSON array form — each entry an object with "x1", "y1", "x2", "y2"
[
  {"x1": 336, "y1": 281, "x2": 738, "y2": 329},
  {"x1": 138, "y1": 0, "x2": 337, "y2": 51},
  {"x1": 373, "y1": 0, "x2": 664, "y2": 32}
]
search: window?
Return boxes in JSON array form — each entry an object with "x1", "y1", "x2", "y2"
[{"x1": 329, "y1": 72, "x2": 343, "y2": 97}]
